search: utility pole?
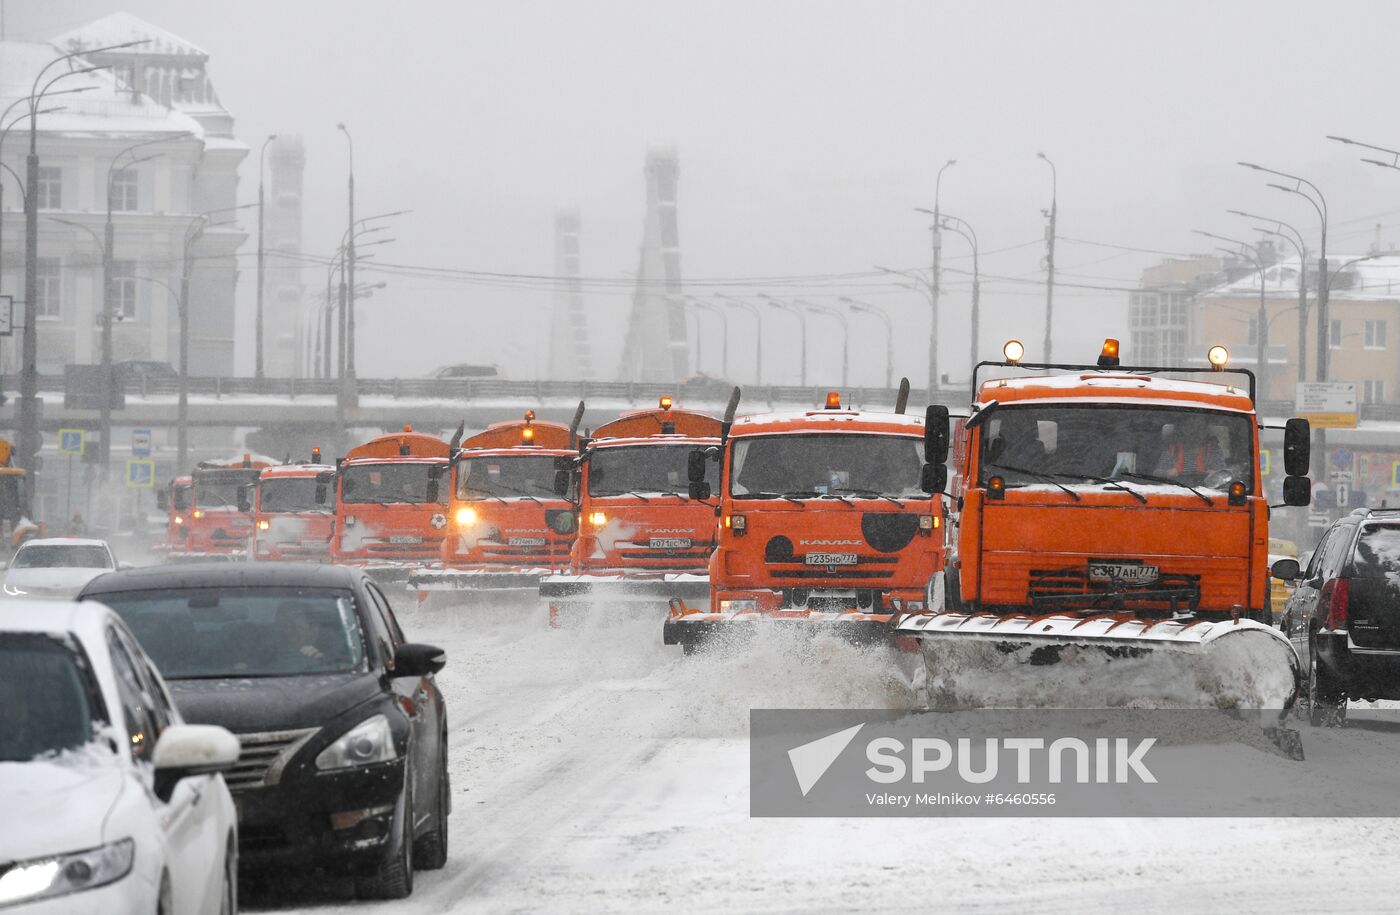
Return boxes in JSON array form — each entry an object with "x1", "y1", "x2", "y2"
[
  {"x1": 337, "y1": 124, "x2": 356, "y2": 382},
  {"x1": 928, "y1": 159, "x2": 954, "y2": 397},
  {"x1": 255, "y1": 134, "x2": 277, "y2": 380},
  {"x1": 1039, "y1": 152, "x2": 1057, "y2": 363}
]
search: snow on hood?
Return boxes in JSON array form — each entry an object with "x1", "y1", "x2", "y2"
[
  {"x1": 4, "y1": 567, "x2": 110, "y2": 595},
  {"x1": 0, "y1": 748, "x2": 124, "y2": 861}
]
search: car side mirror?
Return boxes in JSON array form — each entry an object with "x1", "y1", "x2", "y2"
[
  {"x1": 391, "y1": 642, "x2": 447, "y2": 679},
  {"x1": 1282, "y1": 475, "x2": 1311, "y2": 506},
  {"x1": 152, "y1": 724, "x2": 241, "y2": 803},
  {"x1": 687, "y1": 449, "x2": 709, "y2": 484},
  {"x1": 553, "y1": 469, "x2": 571, "y2": 498},
  {"x1": 924, "y1": 405, "x2": 950, "y2": 463},
  {"x1": 156, "y1": 491, "x2": 168, "y2": 511},
  {"x1": 688, "y1": 481, "x2": 712, "y2": 500},
  {"x1": 1284, "y1": 418, "x2": 1311, "y2": 476},
  {"x1": 920, "y1": 462, "x2": 948, "y2": 495},
  {"x1": 1271, "y1": 558, "x2": 1301, "y2": 582}
]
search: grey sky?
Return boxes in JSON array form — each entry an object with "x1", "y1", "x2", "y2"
[{"x1": 10, "y1": 0, "x2": 1400, "y2": 384}]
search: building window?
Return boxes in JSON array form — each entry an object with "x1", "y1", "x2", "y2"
[
  {"x1": 35, "y1": 257, "x2": 61, "y2": 319},
  {"x1": 109, "y1": 260, "x2": 138, "y2": 322},
  {"x1": 36, "y1": 167, "x2": 61, "y2": 210},
  {"x1": 1330, "y1": 319, "x2": 1343, "y2": 349},
  {"x1": 1365, "y1": 319, "x2": 1387, "y2": 350},
  {"x1": 110, "y1": 169, "x2": 138, "y2": 212},
  {"x1": 1364, "y1": 380, "x2": 1387, "y2": 404}
]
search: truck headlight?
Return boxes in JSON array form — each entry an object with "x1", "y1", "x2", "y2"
[
  {"x1": 315, "y1": 714, "x2": 396, "y2": 771},
  {"x1": 455, "y1": 506, "x2": 478, "y2": 527},
  {"x1": 0, "y1": 838, "x2": 134, "y2": 906}
]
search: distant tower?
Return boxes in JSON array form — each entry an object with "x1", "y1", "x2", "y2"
[
  {"x1": 618, "y1": 148, "x2": 688, "y2": 382},
  {"x1": 548, "y1": 207, "x2": 592, "y2": 379},
  {"x1": 265, "y1": 135, "x2": 306, "y2": 377}
]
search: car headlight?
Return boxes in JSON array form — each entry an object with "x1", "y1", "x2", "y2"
[
  {"x1": 0, "y1": 838, "x2": 134, "y2": 906},
  {"x1": 315, "y1": 714, "x2": 396, "y2": 771}
]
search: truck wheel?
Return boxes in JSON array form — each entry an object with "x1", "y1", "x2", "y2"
[{"x1": 944, "y1": 567, "x2": 964, "y2": 613}]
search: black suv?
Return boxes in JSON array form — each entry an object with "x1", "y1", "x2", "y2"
[
  {"x1": 1275, "y1": 508, "x2": 1400, "y2": 725},
  {"x1": 79, "y1": 562, "x2": 448, "y2": 899}
]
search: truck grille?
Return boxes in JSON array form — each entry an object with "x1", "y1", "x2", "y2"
[
  {"x1": 225, "y1": 728, "x2": 319, "y2": 793},
  {"x1": 1028, "y1": 567, "x2": 1201, "y2": 614}
]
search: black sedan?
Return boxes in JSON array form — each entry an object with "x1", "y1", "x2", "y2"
[{"x1": 79, "y1": 562, "x2": 449, "y2": 900}]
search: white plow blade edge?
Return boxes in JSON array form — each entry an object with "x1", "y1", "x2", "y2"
[{"x1": 898, "y1": 612, "x2": 1302, "y2": 710}]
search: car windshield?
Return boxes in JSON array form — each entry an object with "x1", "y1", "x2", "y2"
[
  {"x1": 977, "y1": 404, "x2": 1254, "y2": 492},
  {"x1": 260, "y1": 477, "x2": 331, "y2": 513},
  {"x1": 0, "y1": 634, "x2": 102, "y2": 762},
  {"x1": 194, "y1": 470, "x2": 256, "y2": 508},
  {"x1": 12, "y1": 545, "x2": 111, "y2": 570},
  {"x1": 729, "y1": 433, "x2": 925, "y2": 498},
  {"x1": 171, "y1": 485, "x2": 191, "y2": 511},
  {"x1": 96, "y1": 587, "x2": 367, "y2": 679},
  {"x1": 589, "y1": 444, "x2": 717, "y2": 496},
  {"x1": 342, "y1": 462, "x2": 443, "y2": 505},
  {"x1": 457, "y1": 455, "x2": 558, "y2": 500}
]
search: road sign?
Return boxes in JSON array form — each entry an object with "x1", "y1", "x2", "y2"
[
  {"x1": 1331, "y1": 447, "x2": 1353, "y2": 469},
  {"x1": 1330, "y1": 469, "x2": 1354, "y2": 485},
  {"x1": 126, "y1": 459, "x2": 155, "y2": 489},
  {"x1": 131, "y1": 428, "x2": 152, "y2": 459},
  {"x1": 58, "y1": 428, "x2": 85, "y2": 455},
  {"x1": 1336, "y1": 482, "x2": 1351, "y2": 508},
  {"x1": 1297, "y1": 382, "x2": 1358, "y2": 429},
  {"x1": 0, "y1": 295, "x2": 11, "y2": 336},
  {"x1": 1392, "y1": 461, "x2": 1400, "y2": 489},
  {"x1": 1260, "y1": 449, "x2": 1271, "y2": 477}
]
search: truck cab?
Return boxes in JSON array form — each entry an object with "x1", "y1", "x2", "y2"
[
  {"x1": 664, "y1": 391, "x2": 945, "y2": 649},
  {"x1": 249, "y1": 455, "x2": 336, "y2": 562},
  {"x1": 330, "y1": 426, "x2": 451, "y2": 569},
  {"x1": 177, "y1": 457, "x2": 271, "y2": 558}
]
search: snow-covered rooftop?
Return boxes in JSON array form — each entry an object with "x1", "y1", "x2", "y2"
[
  {"x1": 52, "y1": 11, "x2": 208, "y2": 60},
  {"x1": 1202, "y1": 253, "x2": 1400, "y2": 301}
]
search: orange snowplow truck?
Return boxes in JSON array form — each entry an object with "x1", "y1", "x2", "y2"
[
  {"x1": 410, "y1": 406, "x2": 584, "y2": 602},
  {"x1": 155, "y1": 475, "x2": 192, "y2": 554},
  {"x1": 164, "y1": 456, "x2": 271, "y2": 559},
  {"x1": 246, "y1": 450, "x2": 336, "y2": 562},
  {"x1": 895, "y1": 339, "x2": 1312, "y2": 710},
  {"x1": 330, "y1": 426, "x2": 452, "y2": 578},
  {"x1": 663, "y1": 385, "x2": 947, "y2": 652},
  {"x1": 539, "y1": 395, "x2": 725, "y2": 625}
]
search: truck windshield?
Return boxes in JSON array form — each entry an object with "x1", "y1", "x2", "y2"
[
  {"x1": 457, "y1": 455, "x2": 557, "y2": 500},
  {"x1": 977, "y1": 405, "x2": 1254, "y2": 492},
  {"x1": 729, "y1": 433, "x2": 925, "y2": 498},
  {"x1": 194, "y1": 470, "x2": 256, "y2": 508},
  {"x1": 0, "y1": 634, "x2": 104, "y2": 761},
  {"x1": 589, "y1": 444, "x2": 717, "y2": 496},
  {"x1": 260, "y1": 476, "x2": 332, "y2": 512},
  {"x1": 341, "y1": 462, "x2": 443, "y2": 504}
]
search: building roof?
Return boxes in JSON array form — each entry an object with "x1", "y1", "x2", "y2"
[
  {"x1": 52, "y1": 11, "x2": 208, "y2": 60},
  {"x1": 1202, "y1": 253, "x2": 1400, "y2": 302}
]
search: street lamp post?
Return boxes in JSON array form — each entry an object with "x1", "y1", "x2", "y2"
[
  {"x1": 918, "y1": 209, "x2": 979, "y2": 378},
  {"x1": 757, "y1": 294, "x2": 806, "y2": 386},
  {"x1": 838, "y1": 296, "x2": 893, "y2": 388},
  {"x1": 1195, "y1": 229, "x2": 1270, "y2": 398},
  {"x1": 1038, "y1": 151, "x2": 1058, "y2": 362},
  {"x1": 336, "y1": 124, "x2": 356, "y2": 384},
  {"x1": 795, "y1": 299, "x2": 849, "y2": 388},
  {"x1": 926, "y1": 159, "x2": 955, "y2": 397},
  {"x1": 1227, "y1": 208, "x2": 1309, "y2": 385},
  {"x1": 712, "y1": 293, "x2": 762, "y2": 384},
  {"x1": 687, "y1": 297, "x2": 728, "y2": 380},
  {"x1": 255, "y1": 133, "x2": 277, "y2": 381}
]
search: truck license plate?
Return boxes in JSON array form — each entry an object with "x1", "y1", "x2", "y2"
[
  {"x1": 649, "y1": 537, "x2": 692, "y2": 549},
  {"x1": 387, "y1": 535, "x2": 422, "y2": 545},
  {"x1": 806, "y1": 552, "x2": 857, "y2": 566},
  {"x1": 508, "y1": 537, "x2": 546, "y2": 547},
  {"x1": 1088, "y1": 560, "x2": 1159, "y2": 585}
]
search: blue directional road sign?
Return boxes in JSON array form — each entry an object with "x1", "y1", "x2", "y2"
[
  {"x1": 126, "y1": 459, "x2": 155, "y2": 489},
  {"x1": 58, "y1": 428, "x2": 85, "y2": 455}
]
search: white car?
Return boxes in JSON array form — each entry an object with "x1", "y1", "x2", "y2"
[
  {"x1": 0, "y1": 601, "x2": 240, "y2": 913},
  {"x1": 4, "y1": 539, "x2": 121, "y2": 600}
]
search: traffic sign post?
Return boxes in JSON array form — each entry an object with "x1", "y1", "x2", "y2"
[
  {"x1": 131, "y1": 429, "x2": 152, "y2": 459},
  {"x1": 126, "y1": 459, "x2": 155, "y2": 489}
]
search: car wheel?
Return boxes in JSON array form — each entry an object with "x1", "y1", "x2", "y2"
[
  {"x1": 414, "y1": 745, "x2": 450, "y2": 870},
  {"x1": 356, "y1": 786, "x2": 414, "y2": 899},
  {"x1": 1308, "y1": 656, "x2": 1346, "y2": 727},
  {"x1": 220, "y1": 838, "x2": 238, "y2": 915}
]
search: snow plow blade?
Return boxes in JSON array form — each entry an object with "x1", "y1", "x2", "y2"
[
  {"x1": 896, "y1": 611, "x2": 1301, "y2": 710},
  {"x1": 663, "y1": 599, "x2": 898, "y2": 653},
  {"x1": 409, "y1": 567, "x2": 547, "y2": 593}
]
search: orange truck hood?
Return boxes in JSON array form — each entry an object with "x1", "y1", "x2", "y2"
[{"x1": 574, "y1": 498, "x2": 716, "y2": 571}]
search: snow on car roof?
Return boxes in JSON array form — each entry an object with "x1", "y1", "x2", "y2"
[
  {"x1": 0, "y1": 599, "x2": 113, "y2": 637},
  {"x1": 18, "y1": 538, "x2": 111, "y2": 549}
]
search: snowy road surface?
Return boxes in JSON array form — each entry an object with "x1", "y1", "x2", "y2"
[{"x1": 247, "y1": 597, "x2": 1400, "y2": 914}]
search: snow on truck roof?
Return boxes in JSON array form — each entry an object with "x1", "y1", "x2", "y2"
[
  {"x1": 259, "y1": 463, "x2": 334, "y2": 478},
  {"x1": 729, "y1": 409, "x2": 924, "y2": 437},
  {"x1": 975, "y1": 372, "x2": 1255, "y2": 413}
]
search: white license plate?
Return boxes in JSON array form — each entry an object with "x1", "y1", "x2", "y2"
[
  {"x1": 649, "y1": 537, "x2": 692, "y2": 549},
  {"x1": 805, "y1": 552, "x2": 857, "y2": 566},
  {"x1": 1088, "y1": 561, "x2": 1159, "y2": 585},
  {"x1": 508, "y1": 537, "x2": 547, "y2": 547},
  {"x1": 387, "y1": 535, "x2": 422, "y2": 545}
]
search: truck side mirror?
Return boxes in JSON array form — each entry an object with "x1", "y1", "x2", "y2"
[
  {"x1": 156, "y1": 490, "x2": 168, "y2": 511},
  {"x1": 688, "y1": 481, "x2": 712, "y2": 500},
  {"x1": 920, "y1": 463, "x2": 948, "y2": 495},
  {"x1": 314, "y1": 475, "x2": 331, "y2": 506},
  {"x1": 687, "y1": 449, "x2": 709, "y2": 484},
  {"x1": 553, "y1": 469, "x2": 571, "y2": 498},
  {"x1": 425, "y1": 465, "x2": 442, "y2": 504},
  {"x1": 236, "y1": 483, "x2": 252, "y2": 513},
  {"x1": 924, "y1": 405, "x2": 950, "y2": 463},
  {"x1": 1283, "y1": 475, "x2": 1311, "y2": 506},
  {"x1": 1284, "y1": 418, "x2": 1311, "y2": 476}
]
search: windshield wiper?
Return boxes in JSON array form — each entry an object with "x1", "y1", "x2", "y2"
[
  {"x1": 1118, "y1": 471, "x2": 1214, "y2": 506},
  {"x1": 742, "y1": 490, "x2": 807, "y2": 506},
  {"x1": 985, "y1": 462, "x2": 1081, "y2": 502},
  {"x1": 1076, "y1": 474, "x2": 1148, "y2": 504},
  {"x1": 831, "y1": 487, "x2": 905, "y2": 508}
]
